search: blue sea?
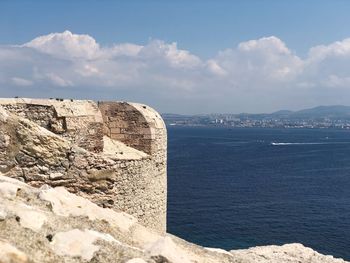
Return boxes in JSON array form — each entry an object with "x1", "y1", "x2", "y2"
[{"x1": 167, "y1": 127, "x2": 350, "y2": 260}]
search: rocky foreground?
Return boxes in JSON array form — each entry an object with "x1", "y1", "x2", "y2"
[{"x1": 0, "y1": 174, "x2": 348, "y2": 263}]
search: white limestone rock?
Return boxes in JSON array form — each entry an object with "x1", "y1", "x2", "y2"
[
  {"x1": 145, "y1": 236, "x2": 192, "y2": 263},
  {"x1": 0, "y1": 205, "x2": 7, "y2": 221},
  {"x1": 16, "y1": 118, "x2": 70, "y2": 166},
  {"x1": 230, "y1": 243, "x2": 348, "y2": 263},
  {"x1": 205, "y1": 247, "x2": 234, "y2": 256},
  {"x1": 51, "y1": 229, "x2": 117, "y2": 261},
  {"x1": 0, "y1": 182, "x2": 20, "y2": 200},
  {"x1": 39, "y1": 186, "x2": 137, "y2": 232},
  {"x1": 0, "y1": 106, "x2": 9, "y2": 122},
  {"x1": 13, "y1": 204, "x2": 47, "y2": 232},
  {"x1": 0, "y1": 240, "x2": 28, "y2": 263},
  {"x1": 126, "y1": 259, "x2": 148, "y2": 263}
]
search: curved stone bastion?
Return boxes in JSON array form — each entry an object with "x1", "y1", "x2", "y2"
[{"x1": 0, "y1": 98, "x2": 167, "y2": 233}]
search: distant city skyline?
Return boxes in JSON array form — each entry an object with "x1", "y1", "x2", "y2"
[{"x1": 1, "y1": 0, "x2": 350, "y2": 114}]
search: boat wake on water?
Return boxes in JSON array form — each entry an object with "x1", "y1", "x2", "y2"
[{"x1": 271, "y1": 142, "x2": 350, "y2": 146}]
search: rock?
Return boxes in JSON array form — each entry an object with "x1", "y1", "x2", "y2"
[
  {"x1": 86, "y1": 168, "x2": 115, "y2": 181},
  {"x1": 15, "y1": 152, "x2": 37, "y2": 167},
  {"x1": 50, "y1": 229, "x2": 117, "y2": 261},
  {"x1": 126, "y1": 259, "x2": 147, "y2": 263},
  {"x1": 16, "y1": 118, "x2": 70, "y2": 166},
  {"x1": 14, "y1": 204, "x2": 47, "y2": 232},
  {"x1": 145, "y1": 236, "x2": 191, "y2": 263},
  {"x1": 39, "y1": 186, "x2": 137, "y2": 232},
  {"x1": 0, "y1": 205, "x2": 7, "y2": 221},
  {"x1": 0, "y1": 182, "x2": 20, "y2": 199},
  {"x1": 230, "y1": 243, "x2": 348, "y2": 263},
  {"x1": 0, "y1": 240, "x2": 28, "y2": 263},
  {"x1": 48, "y1": 172, "x2": 63, "y2": 180},
  {"x1": 205, "y1": 247, "x2": 234, "y2": 256},
  {"x1": 0, "y1": 106, "x2": 9, "y2": 122}
]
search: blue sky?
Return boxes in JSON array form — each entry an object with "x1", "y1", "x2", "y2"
[
  {"x1": 1, "y1": 0, "x2": 350, "y2": 113},
  {"x1": 2, "y1": 0, "x2": 350, "y2": 57}
]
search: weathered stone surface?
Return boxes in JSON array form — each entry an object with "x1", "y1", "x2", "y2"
[
  {"x1": 0, "y1": 98, "x2": 103, "y2": 153},
  {"x1": 125, "y1": 259, "x2": 147, "y2": 263},
  {"x1": 0, "y1": 182, "x2": 20, "y2": 199},
  {"x1": 0, "y1": 174, "x2": 347, "y2": 263},
  {"x1": 0, "y1": 99, "x2": 167, "y2": 233},
  {"x1": 39, "y1": 186, "x2": 137, "y2": 232},
  {"x1": 13, "y1": 204, "x2": 47, "y2": 232},
  {"x1": 50, "y1": 229, "x2": 118, "y2": 261},
  {"x1": 0, "y1": 205, "x2": 7, "y2": 221},
  {"x1": 230, "y1": 243, "x2": 347, "y2": 263},
  {"x1": 0, "y1": 240, "x2": 28, "y2": 263}
]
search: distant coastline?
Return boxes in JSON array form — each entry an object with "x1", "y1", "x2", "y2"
[{"x1": 163, "y1": 105, "x2": 350, "y2": 129}]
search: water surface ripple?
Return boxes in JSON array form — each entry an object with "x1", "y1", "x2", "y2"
[{"x1": 167, "y1": 127, "x2": 350, "y2": 260}]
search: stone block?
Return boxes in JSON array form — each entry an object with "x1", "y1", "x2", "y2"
[
  {"x1": 110, "y1": 128, "x2": 120, "y2": 134},
  {"x1": 110, "y1": 134, "x2": 125, "y2": 140}
]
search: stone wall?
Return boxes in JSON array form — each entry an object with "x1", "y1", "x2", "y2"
[
  {"x1": 98, "y1": 102, "x2": 164, "y2": 154},
  {"x1": 98, "y1": 101, "x2": 167, "y2": 230},
  {"x1": 0, "y1": 98, "x2": 104, "y2": 153},
  {"x1": 0, "y1": 98, "x2": 167, "y2": 233},
  {"x1": 0, "y1": 103, "x2": 57, "y2": 129}
]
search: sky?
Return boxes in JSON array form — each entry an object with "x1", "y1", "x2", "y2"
[{"x1": 1, "y1": 0, "x2": 350, "y2": 114}]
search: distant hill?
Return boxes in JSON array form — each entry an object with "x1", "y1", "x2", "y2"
[
  {"x1": 162, "y1": 105, "x2": 350, "y2": 121},
  {"x1": 263, "y1": 105, "x2": 350, "y2": 120},
  {"x1": 271, "y1": 110, "x2": 294, "y2": 116},
  {"x1": 289, "y1": 105, "x2": 350, "y2": 119},
  {"x1": 234, "y1": 105, "x2": 350, "y2": 119},
  {"x1": 235, "y1": 105, "x2": 350, "y2": 120}
]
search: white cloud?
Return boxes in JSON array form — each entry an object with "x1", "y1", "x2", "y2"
[
  {"x1": 238, "y1": 36, "x2": 291, "y2": 54},
  {"x1": 206, "y1": 60, "x2": 227, "y2": 76},
  {"x1": 2, "y1": 31, "x2": 350, "y2": 113},
  {"x1": 46, "y1": 73, "x2": 73, "y2": 87},
  {"x1": 107, "y1": 43, "x2": 142, "y2": 57},
  {"x1": 23, "y1": 30, "x2": 100, "y2": 59},
  {"x1": 213, "y1": 36, "x2": 303, "y2": 84},
  {"x1": 308, "y1": 38, "x2": 350, "y2": 61},
  {"x1": 138, "y1": 40, "x2": 202, "y2": 69},
  {"x1": 11, "y1": 77, "x2": 33, "y2": 86}
]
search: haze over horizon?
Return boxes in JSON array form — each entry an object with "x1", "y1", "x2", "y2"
[{"x1": 1, "y1": 0, "x2": 350, "y2": 114}]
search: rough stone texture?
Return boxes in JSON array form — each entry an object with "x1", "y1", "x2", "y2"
[
  {"x1": 0, "y1": 174, "x2": 347, "y2": 263},
  {"x1": 98, "y1": 101, "x2": 167, "y2": 231},
  {"x1": 0, "y1": 99, "x2": 167, "y2": 233},
  {"x1": 0, "y1": 98, "x2": 104, "y2": 153},
  {"x1": 98, "y1": 102, "x2": 166, "y2": 154},
  {"x1": 0, "y1": 239, "x2": 29, "y2": 263},
  {"x1": 230, "y1": 244, "x2": 348, "y2": 263}
]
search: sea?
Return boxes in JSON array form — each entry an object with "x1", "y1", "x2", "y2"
[{"x1": 166, "y1": 126, "x2": 350, "y2": 260}]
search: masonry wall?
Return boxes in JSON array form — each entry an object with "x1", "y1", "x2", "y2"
[
  {"x1": 1, "y1": 99, "x2": 104, "y2": 153},
  {"x1": 98, "y1": 101, "x2": 167, "y2": 231},
  {"x1": 0, "y1": 99, "x2": 167, "y2": 233},
  {"x1": 0, "y1": 103, "x2": 57, "y2": 129}
]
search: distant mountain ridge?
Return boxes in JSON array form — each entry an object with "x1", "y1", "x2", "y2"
[
  {"x1": 271, "y1": 105, "x2": 350, "y2": 120},
  {"x1": 163, "y1": 105, "x2": 350, "y2": 120}
]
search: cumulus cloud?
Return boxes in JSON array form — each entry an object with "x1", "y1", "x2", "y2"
[
  {"x1": 1, "y1": 31, "x2": 350, "y2": 113},
  {"x1": 23, "y1": 30, "x2": 100, "y2": 59},
  {"x1": 211, "y1": 36, "x2": 303, "y2": 88}
]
